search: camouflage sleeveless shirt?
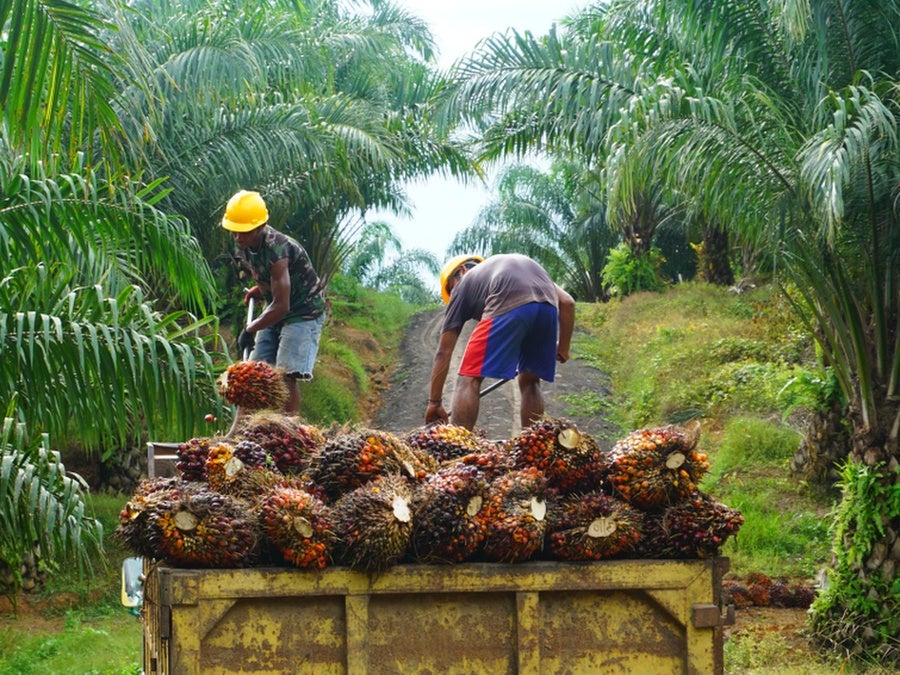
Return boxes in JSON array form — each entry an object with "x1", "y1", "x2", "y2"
[{"x1": 237, "y1": 226, "x2": 326, "y2": 323}]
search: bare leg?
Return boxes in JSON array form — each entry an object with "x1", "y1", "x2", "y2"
[
  {"x1": 284, "y1": 375, "x2": 300, "y2": 416},
  {"x1": 518, "y1": 372, "x2": 544, "y2": 427},
  {"x1": 450, "y1": 375, "x2": 482, "y2": 430}
]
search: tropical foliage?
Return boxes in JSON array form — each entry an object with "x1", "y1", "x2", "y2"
[
  {"x1": 343, "y1": 221, "x2": 440, "y2": 304},
  {"x1": 0, "y1": 417, "x2": 103, "y2": 594},
  {"x1": 0, "y1": 0, "x2": 470, "y2": 593},
  {"x1": 449, "y1": 162, "x2": 616, "y2": 301},
  {"x1": 108, "y1": 0, "x2": 473, "y2": 290}
]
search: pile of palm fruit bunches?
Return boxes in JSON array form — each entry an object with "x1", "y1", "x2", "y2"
[{"x1": 117, "y1": 360, "x2": 743, "y2": 572}]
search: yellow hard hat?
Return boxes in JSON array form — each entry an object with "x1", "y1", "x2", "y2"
[
  {"x1": 439, "y1": 254, "x2": 483, "y2": 303},
  {"x1": 221, "y1": 190, "x2": 269, "y2": 232}
]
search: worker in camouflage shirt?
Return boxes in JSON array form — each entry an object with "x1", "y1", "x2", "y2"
[{"x1": 221, "y1": 190, "x2": 326, "y2": 415}]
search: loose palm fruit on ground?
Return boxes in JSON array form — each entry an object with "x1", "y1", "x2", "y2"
[
  {"x1": 176, "y1": 437, "x2": 217, "y2": 481},
  {"x1": 259, "y1": 485, "x2": 336, "y2": 569},
  {"x1": 332, "y1": 474, "x2": 414, "y2": 572},
  {"x1": 205, "y1": 441, "x2": 284, "y2": 501},
  {"x1": 310, "y1": 428, "x2": 437, "y2": 501},
  {"x1": 115, "y1": 477, "x2": 188, "y2": 558},
  {"x1": 478, "y1": 467, "x2": 555, "y2": 563},
  {"x1": 769, "y1": 578, "x2": 815, "y2": 609},
  {"x1": 510, "y1": 417, "x2": 609, "y2": 494},
  {"x1": 147, "y1": 486, "x2": 260, "y2": 568},
  {"x1": 236, "y1": 412, "x2": 325, "y2": 474},
  {"x1": 410, "y1": 463, "x2": 490, "y2": 564},
  {"x1": 637, "y1": 490, "x2": 743, "y2": 558},
  {"x1": 546, "y1": 491, "x2": 642, "y2": 561},
  {"x1": 607, "y1": 423, "x2": 710, "y2": 510},
  {"x1": 405, "y1": 423, "x2": 486, "y2": 462},
  {"x1": 217, "y1": 359, "x2": 288, "y2": 410}
]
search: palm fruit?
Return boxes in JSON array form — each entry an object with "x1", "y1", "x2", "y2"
[
  {"x1": 236, "y1": 411, "x2": 325, "y2": 474},
  {"x1": 722, "y1": 580, "x2": 754, "y2": 609},
  {"x1": 205, "y1": 441, "x2": 283, "y2": 500},
  {"x1": 217, "y1": 359, "x2": 288, "y2": 410},
  {"x1": 176, "y1": 437, "x2": 216, "y2": 481},
  {"x1": 477, "y1": 467, "x2": 555, "y2": 563},
  {"x1": 405, "y1": 423, "x2": 486, "y2": 463},
  {"x1": 510, "y1": 417, "x2": 609, "y2": 494},
  {"x1": 769, "y1": 578, "x2": 815, "y2": 609},
  {"x1": 451, "y1": 444, "x2": 515, "y2": 482},
  {"x1": 637, "y1": 490, "x2": 743, "y2": 558},
  {"x1": 147, "y1": 485, "x2": 260, "y2": 568},
  {"x1": 115, "y1": 476, "x2": 187, "y2": 558},
  {"x1": 546, "y1": 492, "x2": 642, "y2": 561},
  {"x1": 310, "y1": 428, "x2": 438, "y2": 501},
  {"x1": 607, "y1": 423, "x2": 710, "y2": 510},
  {"x1": 410, "y1": 463, "x2": 490, "y2": 564},
  {"x1": 259, "y1": 485, "x2": 336, "y2": 569},
  {"x1": 332, "y1": 474, "x2": 414, "y2": 572}
]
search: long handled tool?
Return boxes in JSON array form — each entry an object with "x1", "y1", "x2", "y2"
[
  {"x1": 479, "y1": 378, "x2": 511, "y2": 397},
  {"x1": 443, "y1": 377, "x2": 511, "y2": 421},
  {"x1": 226, "y1": 297, "x2": 257, "y2": 438},
  {"x1": 242, "y1": 296, "x2": 256, "y2": 360}
]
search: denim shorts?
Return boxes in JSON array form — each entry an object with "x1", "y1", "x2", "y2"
[{"x1": 251, "y1": 314, "x2": 325, "y2": 379}]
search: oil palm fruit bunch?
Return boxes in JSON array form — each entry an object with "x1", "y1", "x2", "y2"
[
  {"x1": 638, "y1": 491, "x2": 743, "y2": 558},
  {"x1": 236, "y1": 412, "x2": 324, "y2": 474},
  {"x1": 405, "y1": 423, "x2": 486, "y2": 462},
  {"x1": 310, "y1": 428, "x2": 437, "y2": 502},
  {"x1": 205, "y1": 441, "x2": 283, "y2": 501},
  {"x1": 115, "y1": 477, "x2": 187, "y2": 558},
  {"x1": 769, "y1": 578, "x2": 815, "y2": 609},
  {"x1": 478, "y1": 467, "x2": 555, "y2": 563},
  {"x1": 607, "y1": 423, "x2": 709, "y2": 510},
  {"x1": 410, "y1": 463, "x2": 490, "y2": 564},
  {"x1": 546, "y1": 492, "x2": 642, "y2": 561},
  {"x1": 147, "y1": 485, "x2": 260, "y2": 568},
  {"x1": 332, "y1": 474, "x2": 414, "y2": 572},
  {"x1": 217, "y1": 360, "x2": 288, "y2": 410},
  {"x1": 259, "y1": 485, "x2": 336, "y2": 569},
  {"x1": 510, "y1": 417, "x2": 609, "y2": 494},
  {"x1": 451, "y1": 444, "x2": 515, "y2": 482},
  {"x1": 176, "y1": 437, "x2": 216, "y2": 481}
]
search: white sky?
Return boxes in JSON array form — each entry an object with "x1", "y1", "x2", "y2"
[{"x1": 369, "y1": 0, "x2": 586, "y2": 266}]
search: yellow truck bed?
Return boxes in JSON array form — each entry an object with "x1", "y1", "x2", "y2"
[{"x1": 141, "y1": 557, "x2": 732, "y2": 674}]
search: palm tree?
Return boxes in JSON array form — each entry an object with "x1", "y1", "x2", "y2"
[
  {"x1": 343, "y1": 220, "x2": 439, "y2": 304},
  {"x1": 108, "y1": 0, "x2": 474, "y2": 287},
  {"x1": 598, "y1": 0, "x2": 899, "y2": 660},
  {"x1": 0, "y1": 0, "x2": 228, "y2": 590},
  {"x1": 446, "y1": 0, "x2": 898, "y2": 659},
  {"x1": 449, "y1": 162, "x2": 616, "y2": 301}
]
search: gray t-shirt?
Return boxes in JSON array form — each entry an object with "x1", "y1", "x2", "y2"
[{"x1": 442, "y1": 254, "x2": 558, "y2": 333}]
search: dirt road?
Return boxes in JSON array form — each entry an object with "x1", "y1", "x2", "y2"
[{"x1": 371, "y1": 308, "x2": 622, "y2": 448}]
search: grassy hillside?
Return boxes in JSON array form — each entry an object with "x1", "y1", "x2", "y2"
[{"x1": 572, "y1": 282, "x2": 835, "y2": 579}]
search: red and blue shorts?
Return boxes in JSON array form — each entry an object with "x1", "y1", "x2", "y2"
[{"x1": 459, "y1": 302, "x2": 558, "y2": 382}]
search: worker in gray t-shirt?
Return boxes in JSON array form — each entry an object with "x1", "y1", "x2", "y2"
[{"x1": 426, "y1": 253, "x2": 575, "y2": 431}]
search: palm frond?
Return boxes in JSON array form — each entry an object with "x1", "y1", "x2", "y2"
[{"x1": 0, "y1": 417, "x2": 103, "y2": 589}]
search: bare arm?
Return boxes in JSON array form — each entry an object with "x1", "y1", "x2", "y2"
[
  {"x1": 247, "y1": 258, "x2": 291, "y2": 331},
  {"x1": 425, "y1": 329, "x2": 460, "y2": 424},
  {"x1": 555, "y1": 284, "x2": 575, "y2": 363}
]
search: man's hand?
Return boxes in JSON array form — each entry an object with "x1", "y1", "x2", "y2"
[
  {"x1": 243, "y1": 286, "x2": 263, "y2": 304},
  {"x1": 425, "y1": 401, "x2": 449, "y2": 425},
  {"x1": 238, "y1": 329, "x2": 256, "y2": 354}
]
